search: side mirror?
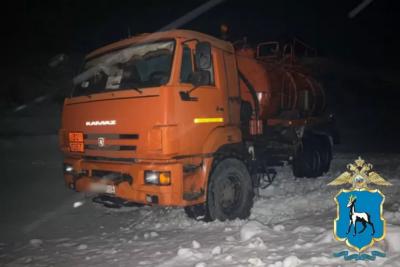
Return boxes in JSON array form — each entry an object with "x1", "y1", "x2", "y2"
[
  {"x1": 195, "y1": 42, "x2": 211, "y2": 70},
  {"x1": 189, "y1": 70, "x2": 210, "y2": 87}
]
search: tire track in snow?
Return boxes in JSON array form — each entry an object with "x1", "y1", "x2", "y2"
[{"x1": 23, "y1": 193, "x2": 86, "y2": 234}]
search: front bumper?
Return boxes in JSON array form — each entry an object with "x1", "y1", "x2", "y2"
[{"x1": 63, "y1": 158, "x2": 191, "y2": 206}]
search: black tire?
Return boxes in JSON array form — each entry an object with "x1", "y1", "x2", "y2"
[
  {"x1": 292, "y1": 146, "x2": 306, "y2": 177},
  {"x1": 184, "y1": 204, "x2": 210, "y2": 221},
  {"x1": 293, "y1": 136, "x2": 322, "y2": 178},
  {"x1": 319, "y1": 136, "x2": 332, "y2": 173},
  {"x1": 207, "y1": 158, "x2": 254, "y2": 221}
]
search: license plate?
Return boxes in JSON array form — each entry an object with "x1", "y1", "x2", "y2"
[
  {"x1": 69, "y1": 142, "x2": 84, "y2": 152},
  {"x1": 89, "y1": 183, "x2": 116, "y2": 194}
]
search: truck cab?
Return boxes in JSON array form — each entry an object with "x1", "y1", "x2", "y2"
[{"x1": 60, "y1": 30, "x2": 244, "y2": 214}]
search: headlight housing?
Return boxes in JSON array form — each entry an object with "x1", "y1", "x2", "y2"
[
  {"x1": 64, "y1": 163, "x2": 74, "y2": 173},
  {"x1": 144, "y1": 171, "x2": 171, "y2": 185}
]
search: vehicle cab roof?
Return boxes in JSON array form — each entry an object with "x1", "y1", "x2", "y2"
[{"x1": 86, "y1": 29, "x2": 234, "y2": 59}]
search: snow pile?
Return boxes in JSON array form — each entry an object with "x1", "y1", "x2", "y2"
[
  {"x1": 211, "y1": 246, "x2": 222, "y2": 255},
  {"x1": 192, "y1": 240, "x2": 201, "y2": 249},
  {"x1": 282, "y1": 255, "x2": 301, "y2": 267},
  {"x1": 29, "y1": 239, "x2": 43, "y2": 248},
  {"x1": 248, "y1": 257, "x2": 266, "y2": 266},
  {"x1": 2, "y1": 150, "x2": 400, "y2": 266},
  {"x1": 386, "y1": 225, "x2": 400, "y2": 253},
  {"x1": 385, "y1": 210, "x2": 400, "y2": 224},
  {"x1": 247, "y1": 237, "x2": 267, "y2": 249},
  {"x1": 240, "y1": 221, "x2": 264, "y2": 241},
  {"x1": 267, "y1": 255, "x2": 301, "y2": 267}
]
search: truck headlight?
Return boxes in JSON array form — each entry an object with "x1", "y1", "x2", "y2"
[
  {"x1": 144, "y1": 171, "x2": 171, "y2": 185},
  {"x1": 64, "y1": 163, "x2": 74, "y2": 173}
]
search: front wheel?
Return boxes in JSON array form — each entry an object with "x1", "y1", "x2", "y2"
[{"x1": 207, "y1": 158, "x2": 254, "y2": 221}]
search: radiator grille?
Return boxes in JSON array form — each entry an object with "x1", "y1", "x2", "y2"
[{"x1": 83, "y1": 133, "x2": 139, "y2": 153}]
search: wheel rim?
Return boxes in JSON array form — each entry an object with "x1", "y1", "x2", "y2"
[{"x1": 219, "y1": 174, "x2": 242, "y2": 214}]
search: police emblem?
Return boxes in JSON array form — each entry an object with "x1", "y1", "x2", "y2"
[{"x1": 328, "y1": 157, "x2": 391, "y2": 259}]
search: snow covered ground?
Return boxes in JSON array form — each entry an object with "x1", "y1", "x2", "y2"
[{"x1": 1, "y1": 132, "x2": 400, "y2": 267}]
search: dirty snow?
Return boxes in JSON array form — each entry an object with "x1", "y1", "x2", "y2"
[
  {"x1": 1, "y1": 81, "x2": 400, "y2": 266},
  {"x1": 1, "y1": 132, "x2": 400, "y2": 267}
]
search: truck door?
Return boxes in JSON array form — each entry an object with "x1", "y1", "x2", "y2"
[
  {"x1": 222, "y1": 51, "x2": 241, "y2": 126},
  {"x1": 174, "y1": 42, "x2": 226, "y2": 156}
]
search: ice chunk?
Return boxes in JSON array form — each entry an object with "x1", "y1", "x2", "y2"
[
  {"x1": 224, "y1": 254, "x2": 233, "y2": 261},
  {"x1": 177, "y1": 247, "x2": 193, "y2": 257},
  {"x1": 240, "y1": 221, "x2": 263, "y2": 241},
  {"x1": 194, "y1": 262, "x2": 207, "y2": 267},
  {"x1": 248, "y1": 257, "x2": 265, "y2": 266},
  {"x1": 273, "y1": 224, "x2": 285, "y2": 232},
  {"x1": 192, "y1": 240, "x2": 201, "y2": 249},
  {"x1": 29, "y1": 239, "x2": 43, "y2": 248},
  {"x1": 73, "y1": 201, "x2": 84, "y2": 208},
  {"x1": 247, "y1": 237, "x2": 266, "y2": 249},
  {"x1": 150, "y1": 232, "x2": 159, "y2": 238},
  {"x1": 282, "y1": 255, "x2": 301, "y2": 267},
  {"x1": 211, "y1": 246, "x2": 221, "y2": 255},
  {"x1": 77, "y1": 244, "x2": 88, "y2": 250}
]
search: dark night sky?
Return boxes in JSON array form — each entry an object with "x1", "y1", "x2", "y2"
[{"x1": 2, "y1": 0, "x2": 399, "y2": 67}]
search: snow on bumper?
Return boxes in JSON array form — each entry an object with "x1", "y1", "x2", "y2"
[{"x1": 63, "y1": 158, "x2": 190, "y2": 206}]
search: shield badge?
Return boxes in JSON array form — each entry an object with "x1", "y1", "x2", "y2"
[
  {"x1": 334, "y1": 189, "x2": 385, "y2": 252},
  {"x1": 329, "y1": 157, "x2": 392, "y2": 258}
]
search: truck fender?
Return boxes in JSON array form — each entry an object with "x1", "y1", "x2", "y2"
[
  {"x1": 200, "y1": 126, "x2": 242, "y2": 196},
  {"x1": 201, "y1": 126, "x2": 242, "y2": 155}
]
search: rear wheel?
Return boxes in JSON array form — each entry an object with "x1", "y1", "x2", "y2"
[
  {"x1": 319, "y1": 136, "x2": 332, "y2": 173},
  {"x1": 207, "y1": 158, "x2": 254, "y2": 221},
  {"x1": 293, "y1": 136, "x2": 324, "y2": 178}
]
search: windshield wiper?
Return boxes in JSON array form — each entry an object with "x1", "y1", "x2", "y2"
[{"x1": 131, "y1": 87, "x2": 143, "y2": 94}]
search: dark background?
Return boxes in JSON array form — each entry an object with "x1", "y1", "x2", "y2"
[
  {"x1": 1, "y1": 0, "x2": 399, "y2": 152},
  {"x1": 3, "y1": 0, "x2": 398, "y2": 66}
]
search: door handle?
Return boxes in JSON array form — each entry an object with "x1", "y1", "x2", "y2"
[{"x1": 216, "y1": 106, "x2": 224, "y2": 112}]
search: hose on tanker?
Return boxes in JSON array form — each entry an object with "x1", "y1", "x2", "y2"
[{"x1": 238, "y1": 70, "x2": 260, "y2": 121}]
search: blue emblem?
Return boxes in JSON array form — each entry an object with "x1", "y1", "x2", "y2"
[
  {"x1": 334, "y1": 189, "x2": 385, "y2": 252},
  {"x1": 328, "y1": 157, "x2": 392, "y2": 260}
]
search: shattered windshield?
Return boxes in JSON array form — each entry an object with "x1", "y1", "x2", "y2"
[{"x1": 72, "y1": 40, "x2": 175, "y2": 96}]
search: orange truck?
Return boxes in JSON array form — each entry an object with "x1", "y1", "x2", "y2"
[{"x1": 60, "y1": 30, "x2": 338, "y2": 221}]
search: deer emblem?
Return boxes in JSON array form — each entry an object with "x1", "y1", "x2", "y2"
[
  {"x1": 331, "y1": 158, "x2": 390, "y2": 253},
  {"x1": 346, "y1": 195, "x2": 375, "y2": 236}
]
